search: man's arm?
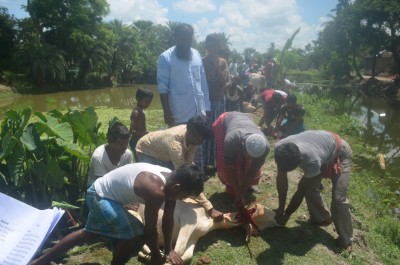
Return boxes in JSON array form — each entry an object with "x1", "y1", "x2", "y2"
[
  {"x1": 200, "y1": 62, "x2": 210, "y2": 112},
  {"x1": 276, "y1": 169, "x2": 288, "y2": 215},
  {"x1": 135, "y1": 173, "x2": 165, "y2": 264},
  {"x1": 163, "y1": 199, "x2": 183, "y2": 265},
  {"x1": 240, "y1": 164, "x2": 260, "y2": 195},
  {"x1": 188, "y1": 193, "x2": 223, "y2": 221},
  {"x1": 226, "y1": 163, "x2": 244, "y2": 207},
  {"x1": 283, "y1": 176, "x2": 309, "y2": 217},
  {"x1": 258, "y1": 101, "x2": 267, "y2": 127},
  {"x1": 143, "y1": 194, "x2": 164, "y2": 264},
  {"x1": 157, "y1": 54, "x2": 175, "y2": 127},
  {"x1": 162, "y1": 199, "x2": 175, "y2": 255},
  {"x1": 160, "y1": 93, "x2": 175, "y2": 127},
  {"x1": 258, "y1": 115, "x2": 265, "y2": 127}
]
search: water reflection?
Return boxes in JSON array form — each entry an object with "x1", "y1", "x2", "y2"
[
  {"x1": 298, "y1": 83, "x2": 399, "y2": 194},
  {"x1": 300, "y1": 84, "x2": 399, "y2": 153},
  {"x1": 0, "y1": 85, "x2": 161, "y2": 115}
]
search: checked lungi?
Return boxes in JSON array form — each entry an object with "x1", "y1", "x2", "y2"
[
  {"x1": 213, "y1": 112, "x2": 261, "y2": 196},
  {"x1": 84, "y1": 185, "x2": 144, "y2": 239}
]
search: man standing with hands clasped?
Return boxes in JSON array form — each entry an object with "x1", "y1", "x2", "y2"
[{"x1": 157, "y1": 23, "x2": 210, "y2": 127}]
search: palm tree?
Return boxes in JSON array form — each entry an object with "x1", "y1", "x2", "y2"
[{"x1": 17, "y1": 43, "x2": 67, "y2": 89}]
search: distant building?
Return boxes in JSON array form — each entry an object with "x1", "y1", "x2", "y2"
[{"x1": 364, "y1": 50, "x2": 398, "y2": 76}]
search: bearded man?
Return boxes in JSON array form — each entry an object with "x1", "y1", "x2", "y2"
[{"x1": 157, "y1": 23, "x2": 210, "y2": 128}]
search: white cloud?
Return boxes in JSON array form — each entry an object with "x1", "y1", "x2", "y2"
[
  {"x1": 193, "y1": 0, "x2": 313, "y2": 52},
  {"x1": 173, "y1": 0, "x2": 216, "y2": 13},
  {"x1": 102, "y1": 0, "x2": 333, "y2": 52},
  {"x1": 2, "y1": 0, "x2": 334, "y2": 52},
  {"x1": 106, "y1": 0, "x2": 168, "y2": 25},
  {"x1": 1, "y1": 0, "x2": 332, "y2": 53}
]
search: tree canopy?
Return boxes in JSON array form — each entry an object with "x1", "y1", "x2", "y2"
[{"x1": 0, "y1": 0, "x2": 399, "y2": 91}]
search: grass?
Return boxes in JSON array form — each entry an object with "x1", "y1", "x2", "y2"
[
  {"x1": 2, "y1": 74, "x2": 397, "y2": 264},
  {"x1": 39, "y1": 92, "x2": 400, "y2": 264}
]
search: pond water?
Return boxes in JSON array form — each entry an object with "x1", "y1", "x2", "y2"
[
  {"x1": 0, "y1": 85, "x2": 160, "y2": 116},
  {"x1": 1, "y1": 84, "x2": 399, "y2": 188}
]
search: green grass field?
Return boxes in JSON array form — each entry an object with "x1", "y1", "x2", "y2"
[{"x1": 58, "y1": 99, "x2": 400, "y2": 265}]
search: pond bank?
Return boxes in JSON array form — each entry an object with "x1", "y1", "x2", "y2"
[
  {"x1": 356, "y1": 76, "x2": 400, "y2": 104},
  {"x1": 0, "y1": 84, "x2": 14, "y2": 93}
]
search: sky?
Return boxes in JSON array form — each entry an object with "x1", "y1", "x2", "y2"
[{"x1": 1, "y1": 0, "x2": 338, "y2": 53}]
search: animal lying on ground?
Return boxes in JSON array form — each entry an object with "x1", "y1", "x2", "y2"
[{"x1": 129, "y1": 199, "x2": 277, "y2": 264}]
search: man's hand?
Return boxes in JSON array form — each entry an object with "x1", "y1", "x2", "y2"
[
  {"x1": 150, "y1": 250, "x2": 164, "y2": 265},
  {"x1": 164, "y1": 113, "x2": 175, "y2": 127},
  {"x1": 123, "y1": 203, "x2": 139, "y2": 212},
  {"x1": 166, "y1": 250, "x2": 183, "y2": 265},
  {"x1": 234, "y1": 197, "x2": 245, "y2": 209},
  {"x1": 273, "y1": 207, "x2": 284, "y2": 216},
  {"x1": 208, "y1": 208, "x2": 224, "y2": 222},
  {"x1": 275, "y1": 212, "x2": 289, "y2": 227}
]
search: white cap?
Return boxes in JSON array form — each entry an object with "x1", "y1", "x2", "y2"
[{"x1": 245, "y1": 134, "x2": 267, "y2": 158}]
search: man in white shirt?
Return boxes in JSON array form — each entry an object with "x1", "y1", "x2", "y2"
[{"x1": 87, "y1": 121, "x2": 133, "y2": 187}]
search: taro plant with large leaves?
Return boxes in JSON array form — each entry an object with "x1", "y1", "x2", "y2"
[
  {"x1": 0, "y1": 106, "x2": 105, "y2": 209},
  {"x1": 63, "y1": 106, "x2": 106, "y2": 203}
]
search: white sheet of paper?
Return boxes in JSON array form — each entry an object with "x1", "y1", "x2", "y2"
[{"x1": 0, "y1": 192, "x2": 65, "y2": 265}]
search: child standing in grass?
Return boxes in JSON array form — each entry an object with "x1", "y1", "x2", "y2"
[{"x1": 129, "y1": 87, "x2": 153, "y2": 161}]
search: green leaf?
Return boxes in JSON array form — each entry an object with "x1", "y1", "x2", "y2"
[
  {"x1": 8, "y1": 146, "x2": 26, "y2": 186},
  {"x1": 0, "y1": 170, "x2": 8, "y2": 187},
  {"x1": 47, "y1": 158, "x2": 65, "y2": 189},
  {"x1": 0, "y1": 132, "x2": 17, "y2": 161},
  {"x1": 4, "y1": 108, "x2": 32, "y2": 139},
  {"x1": 34, "y1": 113, "x2": 74, "y2": 141},
  {"x1": 47, "y1": 109, "x2": 64, "y2": 119},
  {"x1": 20, "y1": 124, "x2": 43, "y2": 152},
  {"x1": 55, "y1": 138, "x2": 87, "y2": 160},
  {"x1": 32, "y1": 159, "x2": 64, "y2": 189},
  {"x1": 32, "y1": 161, "x2": 48, "y2": 182},
  {"x1": 66, "y1": 106, "x2": 99, "y2": 145},
  {"x1": 34, "y1": 112, "x2": 47, "y2": 122},
  {"x1": 51, "y1": 201, "x2": 80, "y2": 210}
]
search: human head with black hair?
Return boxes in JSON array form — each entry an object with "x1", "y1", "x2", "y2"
[
  {"x1": 175, "y1": 23, "x2": 194, "y2": 60},
  {"x1": 136, "y1": 87, "x2": 153, "y2": 110},
  {"x1": 205, "y1": 33, "x2": 221, "y2": 56},
  {"x1": 287, "y1": 94, "x2": 297, "y2": 104},
  {"x1": 107, "y1": 121, "x2": 130, "y2": 157},
  {"x1": 166, "y1": 163, "x2": 206, "y2": 199},
  {"x1": 107, "y1": 121, "x2": 130, "y2": 141},
  {"x1": 274, "y1": 142, "x2": 302, "y2": 172},
  {"x1": 271, "y1": 92, "x2": 285, "y2": 106},
  {"x1": 186, "y1": 115, "x2": 213, "y2": 145}
]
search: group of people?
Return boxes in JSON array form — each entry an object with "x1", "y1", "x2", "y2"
[{"x1": 31, "y1": 23, "x2": 353, "y2": 265}]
